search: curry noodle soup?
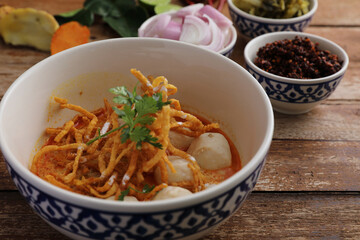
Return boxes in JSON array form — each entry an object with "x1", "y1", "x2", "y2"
[{"x1": 30, "y1": 69, "x2": 241, "y2": 202}]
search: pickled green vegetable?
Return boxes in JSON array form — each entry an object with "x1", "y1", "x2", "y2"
[{"x1": 232, "y1": 0, "x2": 310, "y2": 19}]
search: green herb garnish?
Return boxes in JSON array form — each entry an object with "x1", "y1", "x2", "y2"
[
  {"x1": 87, "y1": 85, "x2": 170, "y2": 149},
  {"x1": 118, "y1": 184, "x2": 155, "y2": 201}
]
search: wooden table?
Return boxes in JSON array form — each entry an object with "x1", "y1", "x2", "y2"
[{"x1": 1, "y1": 0, "x2": 359, "y2": 239}]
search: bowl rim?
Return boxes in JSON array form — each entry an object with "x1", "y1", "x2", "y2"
[
  {"x1": 0, "y1": 38, "x2": 274, "y2": 212},
  {"x1": 227, "y1": 0, "x2": 318, "y2": 24},
  {"x1": 137, "y1": 6, "x2": 237, "y2": 55},
  {"x1": 244, "y1": 31, "x2": 349, "y2": 84}
]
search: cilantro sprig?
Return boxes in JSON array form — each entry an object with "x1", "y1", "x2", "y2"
[
  {"x1": 118, "y1": 184, "x2": 155, "y2": 201},
  {"x1": 87, "y1": 85, "x2": 170, "y2": 149}
]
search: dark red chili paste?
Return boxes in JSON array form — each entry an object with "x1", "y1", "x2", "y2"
[{"x1": 254, "y1": 36, "x2": 343, "y2": 79}]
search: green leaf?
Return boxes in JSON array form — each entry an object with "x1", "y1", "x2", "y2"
[
  {"x1": 118, "y1": 184, "x2": 155, "y2": 201},
  {"x1": 113, "y1": 95, "x2": 130, "y2": 105},
  {"x1": 56, "y1": 8, "x2": 82, "y2": 18},
  {"x1": 130, "y1": 126, "x2": 150, "y2": 143},
  {"x1": 84, "y1": 0, "x2": 116, "y2": 17},
  {"x1": 122, "y1": 105, "x2": 135, "y2": 125},
  {"x1": 103, "y1": 6, "x2": 148, "y2": 37},
  {"x1": 112, "y1": 107, "x2": 125, "y2": 117},
  {"x1": 120, "y1": 127, "x2": 131, "y2": 143},
  {"x1": 142, "y1": 184, "x2": 155, "y2": 193},
  {"x1": 113, "y1": 0, "x2": 137, "y2": 13},
  {"x1": 152, "y1": 93, "x2": 171, "y2": 110},
  {"x1": 108, "y1": 86, "x2": 167, "y2": 149},
  {"x1": 118, "y1": 188, "x2": 130, "y2": 201},
  {"x1": 145, "y1": 135, "x2": 162, "y2": 149},
  {"x1": 135, "y1": 115, "x2": 155, "y2": 126},
  {"x1": 110, "y1": 86, "x2": 135, "y2": 105},
  {"x1": 55, "y1": 8, "x2": 94, "y2": 26},
  {"x1": 135, "y1": 96, "x2": 158, "y2": 118},
  {"x1": 110, "y1": 86, "x2": 127, "y2": 95}
]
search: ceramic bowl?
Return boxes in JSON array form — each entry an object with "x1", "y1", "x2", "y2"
[
  {"x1": 0, "y1": 38, "x2": 273, "y2": 240},
  {"x1": 138, "y1": 10, "x2": 237, "y2": 58},
  {"x1": 244, "y1": 31, "x2": 349, "y2": 114},
  {"x1": 227, "y1": 0, "x2": 318, "y2": 39}
]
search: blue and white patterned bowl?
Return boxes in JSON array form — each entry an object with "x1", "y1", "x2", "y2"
[
  {"x1": 227, "y1": 0, "x2": 318, "y2": 39},
  {"x1": 0, "y1": 38, "x2": 274, "y2": 239},
  {"x1": 244, "y1": 31, "x2": 349, "y2": 114}
]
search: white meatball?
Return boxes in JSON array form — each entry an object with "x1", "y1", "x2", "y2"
[
  {"x1": 155, "y1": 156, "x2": 194, "y2": 184},
  {"x1": 152, "y1": 186, "x2": 192, "y2": 201},
  {"x1": 169, "y1": 130, "x2": 194, "y2": 150},
  {"x1": 187, "y1": 132, "x2": 232, "y2": 170},
  {"x1": 123, "y1": 196, "x2": 139, "y2": 202}
]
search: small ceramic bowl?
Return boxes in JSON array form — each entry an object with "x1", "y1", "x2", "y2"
[
  {"x1": 138, "y1": 8, "x2": 237, "y2": 57},
  {"x1": 227, "y1": 0, "x2": 318, "y2": 39},
  {"x1": 0, "y1": 38, "x2": 273, "y2": 239},
  {"x1": 244, "y1": 31, "x2": 349, "y2": 114}
]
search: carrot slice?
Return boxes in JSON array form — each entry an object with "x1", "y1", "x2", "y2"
[{"x1": 50, "y1": 21, "x2": 90, "y2": 55}]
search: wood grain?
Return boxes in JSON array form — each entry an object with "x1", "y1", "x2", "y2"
[
  {"x1": 256, "y1": 140, "x2": 360, "y2": 191},
  {"x1": 312, "y1": 0, "x2": 360, "y2": 26},
  {"x1": 1, "y1": 191, "x2": 359, "y2": 240},
  {"x1": 0, "y1": 0, "x2": 360, "y2": 239},
  {"x1": 273, "y1": 103, "x2": 360, "y2": 141}
]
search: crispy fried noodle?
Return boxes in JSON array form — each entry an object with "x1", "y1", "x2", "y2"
[{"x1": 31, "y1": 69, "x2": 239, "y2": 201}]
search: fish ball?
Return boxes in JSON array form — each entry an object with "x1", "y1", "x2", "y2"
[
  {"x1": 153, "y1": 186, "x2": 192, "y2": 201},
  {"x1": 169, "y1": 130, "x2": 194, "y2": 150},
  {"x1": 187, "y1": 132, "x2": 231, "y2": 170},
  {"x1": 155, "y1": 156, "x2": 194, "y2": 184},
  {"x1": 123, "y1": 196, "x2": 139, "y2": 202}
]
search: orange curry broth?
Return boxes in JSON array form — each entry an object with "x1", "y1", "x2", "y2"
[{"x1": 32, "y1": 107, "x2": 241, "y2": 191}]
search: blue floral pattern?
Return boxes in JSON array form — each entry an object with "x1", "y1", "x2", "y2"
[
  {"x1": 247, "y1": 65, "x2": 344, "y2": 103},
  {"x1": 229, "y1": 7, "x2": 313, "y2": 38},
  {"x1": 5, "y1": 158, "x2": 265, "y2": 240}
]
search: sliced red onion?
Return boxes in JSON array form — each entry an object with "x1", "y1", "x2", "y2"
[
  {"x1": 201, "y1": 14, "x2": 224, "y2": 52},
  {"x1": 138, "y1": 3, "x2": 233, "y2": 53},
  {"x1": 179, "y1": 15, "x2": 211, "y2": 45},
  {"x1": 222, "y1": 27, "x2": 232, "y2": 47},
  {"x1": 161, "y1": 20, "x2": 182, "y2": 40},
  {"x1": 138, "y1": 14, "x2": 171, "y2": 38},
  {"x1": 175, "y1": 3, "x2": 204, "y2": 18},
  {"x1": 197, "y1": 5, "x2": 233, "y2": 29}
]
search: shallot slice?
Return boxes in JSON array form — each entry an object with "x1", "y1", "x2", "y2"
[
  {"x1": 201, "y1": 14, "x2": 224, "y2": 52},
  {"x1": 138, "y1": 14, "x2": 171, "y2": 38},
  {"x1": 179, "y1": 15, "x2": 211, "y2": 45},
  {"x1": 198, "y1": 5, "x2": 233, "y2": 29},
  {"x1": 175, "y1": 3, "x2": 204, "y2": 18},
  {"x1": 162, "y1": 20, "x2": 182, "y2": 40}
]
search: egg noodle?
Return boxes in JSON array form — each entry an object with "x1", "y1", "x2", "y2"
[{"x1": 30, "y1": 69, "x2": 221, "y2": 201}]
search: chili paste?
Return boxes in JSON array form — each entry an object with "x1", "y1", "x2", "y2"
[{"x1": 254, "y1": 36, "x2": 343, "y2": 79}]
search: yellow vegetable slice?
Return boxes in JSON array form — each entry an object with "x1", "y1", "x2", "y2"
[
  {"x1": 0, "y1": 4, "x2": 14, "y2": 34},
  {"x1": 0, "y1": 8, "x2": 59, "y2": 51}
]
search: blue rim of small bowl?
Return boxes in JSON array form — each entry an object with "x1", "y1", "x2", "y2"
[
  {"x1": 244, "y1": 31, "x2": 349, "y2": 85},
  {"x1": 227, "y1": 0, "x2": 318, "y2": 25}
]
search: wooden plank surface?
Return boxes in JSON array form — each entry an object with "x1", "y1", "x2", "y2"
[
  {"x1": 0, "y1": 0, "x2": 360, "y2": 239},
  {"x1": 1, "y1": 191, "x2": 359, "y2": 240},
  {"x1": 312, "y1": 0, "x2": 360, "y2": 26}
]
